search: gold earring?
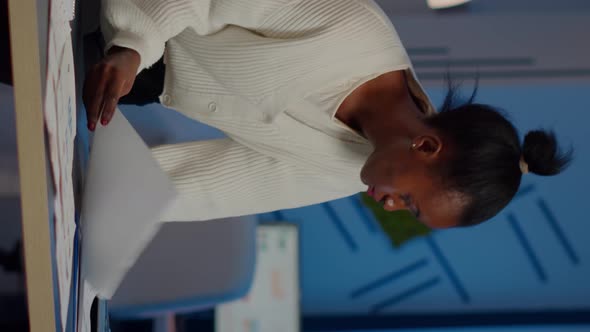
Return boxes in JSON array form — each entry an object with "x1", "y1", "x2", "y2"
[{"x1": 411, "y1": 143, "x2": 417, "y2": 150}]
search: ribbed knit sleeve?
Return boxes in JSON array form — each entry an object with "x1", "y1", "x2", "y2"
[
  {"x1": 100, "y1": 0, "x2": 293, "y2": 71},
  {"x1": 151, "y1": 138, "x2": 359, "y2": 222}
]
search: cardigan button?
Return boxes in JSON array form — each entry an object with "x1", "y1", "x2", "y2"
[
  {"x1": 208, "y1": 101, "x2": 218, "y2": 112},
  {"x1": 263, "y1": 114, "x2": 274, "y2": 123},
  {"x1": 161, "y1": 94, "x2": 172, "y2": 105}
]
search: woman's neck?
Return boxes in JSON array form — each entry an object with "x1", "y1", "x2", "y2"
[{"x1": 335, "y1": 70, "x2": 426, "y2": 146}]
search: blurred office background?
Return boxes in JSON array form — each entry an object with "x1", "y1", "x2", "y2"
[{"x1": 1, "y1": 0, "x2": 589, "y2": 331}]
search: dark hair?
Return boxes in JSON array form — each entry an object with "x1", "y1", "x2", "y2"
[{"x1": 425, "y1": 83, "x2": 573, "y2": 226}]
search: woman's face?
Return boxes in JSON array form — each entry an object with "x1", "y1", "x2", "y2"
[{"x1": 360, "y1": 138, "x2": 467, "y2": 229}]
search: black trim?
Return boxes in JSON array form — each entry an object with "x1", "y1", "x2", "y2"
[
  {"x1": 0, "y1": 0, "x2": 12, "y2": 85},
  {"x1": 407, "y1": 47, "x2": 450, "y2": 56},
  {"x1": 302, "y1": 311, "x2": 590, "y2": 331},
  {"x1": 413, "y1": 57, "x2": 534, "y2": 68},
  {"x1": 417, "y1": 69, "x2": 590, "y2": 80}
]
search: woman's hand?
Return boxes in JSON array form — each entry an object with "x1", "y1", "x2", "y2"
[{"x1": 83, "y1": 46, "x2": 140, "y2": 131}]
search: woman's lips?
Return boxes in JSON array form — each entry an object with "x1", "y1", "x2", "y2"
[{"x1": 367, "y1": 186, "x2": 375, "y2": 197}]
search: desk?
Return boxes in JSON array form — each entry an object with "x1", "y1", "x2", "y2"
[{"x1": 8, "y1": 0, "x2": 107, "y2": 330}]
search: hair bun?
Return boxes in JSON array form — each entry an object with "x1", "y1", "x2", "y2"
[{"x1": 522, "y1": 130, "x2": 572, "y2": 176}]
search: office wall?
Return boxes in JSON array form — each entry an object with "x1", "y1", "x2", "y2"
[
  {"x1": 375, "y1": 0, "x2": 590, "y2": 15},
  {"x1": 388, "y1": 12, "x2": 590, "y2": 85}
]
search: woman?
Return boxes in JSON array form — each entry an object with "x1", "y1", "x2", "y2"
[{"x1": 84, "y1": 0, "x2": 571, "y2": 228}]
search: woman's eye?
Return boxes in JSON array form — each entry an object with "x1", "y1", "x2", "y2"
[
  {"x1": 401, "y1": 194, "x2": 419, "y2": 217},
  {"x1": 400, "y1": 194, "x2": 411, "y2": 206}
]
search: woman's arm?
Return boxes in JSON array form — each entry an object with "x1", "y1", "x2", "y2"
[
  {"x1": 100, "y1": 0, "x2": 295, "y2": 72},
  {"x1": 151, "y1": 138, "x2": 358, "y2": 222},
  {"x1": 84, "y1": 0, "x2": 294, "y2": 128},
  {"x1": 83, "y1": 46, "x2": 141, "y2": 130}
]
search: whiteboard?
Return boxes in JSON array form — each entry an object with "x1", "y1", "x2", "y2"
[{"x1": 216, "y1": 223, "x2": 300, "y2": 332}]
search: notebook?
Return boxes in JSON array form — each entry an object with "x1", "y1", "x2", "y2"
[{"x1": 80, "y1": 109, "x2": 176, "y2": 299}]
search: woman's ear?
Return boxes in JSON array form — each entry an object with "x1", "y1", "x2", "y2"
[{"x1": 411, "y1": 135, "x2": 443, "y2": 159}]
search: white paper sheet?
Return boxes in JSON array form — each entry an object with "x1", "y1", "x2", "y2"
[
  {"x1": 45, "y1": 2, "x2": 77, "y2": 329},
  {"x1": 77, "y1": 279, "x2": 97, "y2": 332},
  {"x1": 80, "y1": 109, "x2": 176, "y2": 300}
]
